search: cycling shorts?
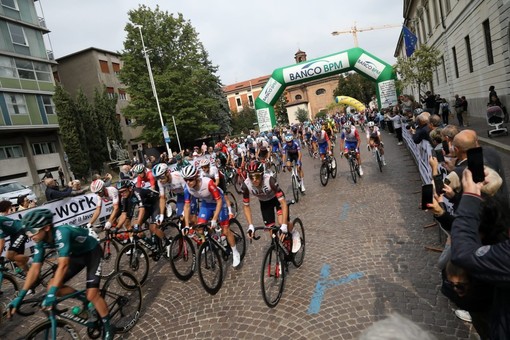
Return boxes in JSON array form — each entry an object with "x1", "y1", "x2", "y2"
[
  {"x1": 272, "y1": 145, "x2": 280, "y2": 153},
  {"x1": 260, "y1": 197, "x2": 282, "y2": 227},
  {"x1": 140, "y1": 199, "x2": 161, "y2": 224},
  {"x1": 197, "y1": 199, "x2": 229, "y2": 226},
  {"x1": 8, "y1": 232, "x2": 27, "y2": 254},
  {"x1": 344, "y1": 141, "x2": 359, "y2": 154},
  {"x1": 318, "y1": 141, "x2": 328, "y2": 155},
  {"x1": 63, "y1": 244, "x2": 102, "y2": 289},
  {"x1": 286, "y1": 154, "x2": 301, "y2": 166},
  {"x1": 369, "y1": 136, "x2": 381, "y2": 146}
]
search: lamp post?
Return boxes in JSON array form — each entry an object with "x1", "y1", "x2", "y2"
[{"x1": 134, "y1": 24, "x2": 172, "y2": 157}]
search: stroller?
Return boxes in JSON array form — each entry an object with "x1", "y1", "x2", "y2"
[{"x1": 486, "y1": 105, "x2": 508, "y2": 138}]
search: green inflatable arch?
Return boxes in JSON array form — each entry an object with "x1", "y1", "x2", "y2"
[{"x1": 255, "y1": 47, "x2": 398, "y2": 131}]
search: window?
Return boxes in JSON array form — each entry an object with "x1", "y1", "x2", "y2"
[
  {"x1": 32, "y1": 142, "x2": 56, "y2": 155},
  {"x1": 483, "y1": 20, "x2": 494, "y2": 65},
  {"x1": 465, "y1": 35, "x2": 473, "y2": 73},
  {"x1": 99, "y1": 60, "x2": 109, "y2": 73},
  {"x1": 1, "y1": 57, "x2": 53, "y2": 82},
  {"x1": 1, "y1": 0, "x2": 18, "y2": 10},
  {"x1": 295, "y1": 94, "x2": 302, "y2": 100},
  {"x1": 118, "y1": 89, "x2": 127, "y2": 101},
  {"x1": 8, "y1": 23, "x2": 27, "y2": 46},
  {"x1": 112, "y1": 62, "x2": 120, "y2": 75},
  {"x1": 15, "y1": 59, "x2": 36, "y2": 80},
  {"x1": 106, "y1": 87, "x2": 115, "y2": 99},
  {"x1": 33, "y1": 62, "x2": 52, "y2": 81},
  {"x1": 441, "y1": 56, "x2": 447, "y2": 83},
  {"x1": 5, "y1": 93, "x2": 27, "y2": 114},
  {"x1": 42, "y1": 95, "x2": 55, "y2": 114},
  {"x1": 452, "y1": 47, "x2": 459, "y2": 78},
  {"x1": 236, "y1": 97, "x2": 242, "y2": 106},
  {"x1": 248, "y1": 95, "x2": 254, "y2": 107},
  {"x1": 0, "y1": 145, "x2": 23, "y2": 160},
  {"x1": 0, "y1": 56, "x2": 16, "y2": 77},
  {"x1": 315, "y1": 88, "x2": 326, "y2": 96},
  {"x1": 444, "y1": 0, "x2": 451, "y2": 13}
]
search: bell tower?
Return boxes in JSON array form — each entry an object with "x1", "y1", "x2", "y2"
[{"x1": 294, "y1": 49, "x2": 307, "y2": 63}]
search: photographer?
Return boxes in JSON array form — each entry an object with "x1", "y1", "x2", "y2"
[
  {"x1": 16, "y1": 194, "x2": 36, "y2": 211},
  {"x1": 409, "y1": 113, "x2": 432, "y2": 145}
]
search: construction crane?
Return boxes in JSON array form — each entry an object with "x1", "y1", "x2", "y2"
[{"x1": 331, "y1": 22, "x2": 401, "y2": 47}]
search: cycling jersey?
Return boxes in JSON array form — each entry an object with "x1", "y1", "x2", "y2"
[
  {"x1": 366, "y1": 126, "x2": 381, "y2": 139},
  {"x1": 0, "y1": 216, "x2": 23, "y2": 240},
  {"x1": 341, "y1": 127, "x2": 360, "y2": 143},
  {"x1": 136, "y1": 169, "x2": 157, "y2": 189},
  {"x1": 282, "y1": 141, "x2": 301, "y2": 155},
  {"x1": 121, "y1": 187, "x2": 159, "y2": 220},
  {"x1": 94, "y1": 186, "x2": 119, "y2": 208},
  {"x1": 184, "y1": 177, "x2": 228, "y2": 224},
  {"x1": 241, "y1": 174, "x2": 284, "y2": 203},
  {"x1": 216, "y1": 152, "x2": 228, "y2": 167},
  {"x1": 313, "y1": 130, "x2": 329, "y2": 144}
]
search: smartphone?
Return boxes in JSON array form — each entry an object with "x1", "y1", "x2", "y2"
[
  {"x1": 421, "y1": 184, "x2": 434, "y2": 210},
  {"x1": 434, "y1": 149, "x2": 445, "y2": 163},
  {"x1": 467, "y1": 147, "x2": 484, "y2": 183},
  {"x1": 442, "y1": 141, "x2": 450, "y2": 155}
]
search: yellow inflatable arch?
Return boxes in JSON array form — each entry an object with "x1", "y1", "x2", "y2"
[{"x1": 335, "y1": 96, "x2": 366, "y2": 112}]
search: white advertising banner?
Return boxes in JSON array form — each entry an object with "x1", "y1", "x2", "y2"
[
  {"x1": 378, "y1": 80, "x2": 398, "y2": 108},
  {"x1": 257, "y1": 108, "x2": 273, "y2": 132},
  {"x1": 283, "y1": 52, "x2": 350, "y2": 83},
  {"x1": 354, "y1": 53, "x2": 386, "y2": 80},
  {"x1": 258, "y1": 78, "x2": 282, "y2": 104}
]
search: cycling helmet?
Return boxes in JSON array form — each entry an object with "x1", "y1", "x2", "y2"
[
  {"x1": 344, "y1": 122, "x2": 352, "y2": 129},
  {"x1": 22, "y1": 209, "x2": 54, "y2": 233},
  {"x1": 181, "y1": 165, "x2": 198, "y2": 180},
  {"x1": 284, "y1": 134, "x2": 294, "y2": 142},
  {"x1": 90, "y1": 179, "x2": 105, "y2": 193},
  {"x1": 367, "y1": 121, "x2": 375, "y2": 128},
  {"x1": 132, "y1": 164, "x2": 145, "y2": 174},
  {"x1": 246, "y1": 160, "x2": 264, "y2": 173},
  {"x1": 116, "y1": 179, "x2": 134, "y2": 191},
  {"x1": 152, "y1": 163, "x2": 169, "y2": 178},
  {"x1": 199, "y1": 159, "x2": 210, "y2": 167}
]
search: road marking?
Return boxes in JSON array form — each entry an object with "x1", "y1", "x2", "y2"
[
  {"x1": 307, "y1": 264, "x2": 364, "y2": 315},
  {"x1": 339, "y1": 203, "x2": 350, "y2": 221}
]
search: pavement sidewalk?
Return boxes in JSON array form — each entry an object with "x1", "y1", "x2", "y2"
[{"x1": 461, "y1": 114, "x2": 510, "y2": 152}]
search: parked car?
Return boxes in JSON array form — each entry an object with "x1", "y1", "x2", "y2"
[{"x1": 0, "y1": 181, "x2": 38, "y2": 206}]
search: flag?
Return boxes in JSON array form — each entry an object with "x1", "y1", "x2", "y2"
[{"x1": 402, "y1": 25, "x2": 417, "y2": 57}]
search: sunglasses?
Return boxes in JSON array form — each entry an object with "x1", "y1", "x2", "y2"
[
  {"x1": 249, "y1": 173, "x2": 262, "y2": 180},
  {"x1": 444, "y1": 279, "x2": 469, "y2": 293},
  {"x1": 184, "y1": 177, "x2": 197, "y2": 183}
]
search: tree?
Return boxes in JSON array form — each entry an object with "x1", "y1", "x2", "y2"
[
  {"x1": 53, "y1": 85, "x2": 90, "y2": 179},
  {"x1": 231, "y1": 105, "x2": 257, "y2": 134},
  {"x1": 295, "y1": 108, "x2": 309, "y2": 123},
  {"x1": 94, "y1": 88, "x2": 123, "y2": 146},
  {"x1": 119, "y1": 5, "x2": 230, "y2": 146},
  {"x1": 333, "y1": 72, "x2": 376, "y2": 105},
  {"x1": 274, "y1": 92, "x2": 289, "y2": 125},
  {"x1": 394, "y1": 44, "x2": 441, "y2": 96}
]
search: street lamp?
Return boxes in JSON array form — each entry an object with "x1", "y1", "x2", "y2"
[{"x1": 134, "y1": 24, "x2": 174, "y2": 156}]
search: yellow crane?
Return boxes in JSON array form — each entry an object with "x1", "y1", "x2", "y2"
[{"x1": 331, "y1": 22, "x2": 401, "y2": 47}]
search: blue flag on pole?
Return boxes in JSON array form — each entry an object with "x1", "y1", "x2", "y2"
[{"x1": 402, "y1": 25, "x2": 417, "y2": 57}]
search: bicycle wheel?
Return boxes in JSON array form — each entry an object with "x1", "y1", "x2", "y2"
[
  {"x1": 165, "y1": 198, "x2": 178, "y2": 218},
  {"x1": 0, "y1": 273, "x2": 18, "y2": 324},
  {"x1": 229, "y1": 218, "x2": 246, "y2": 261},
  {"x1": 307, "y1": 144, "x2": 314, "y2": 157},
  {"x1": 99, "y1": 238, "x2": 120, "y2": 279},
  {"x1": 376, "y1": 150, "x2": 383, "y2": 172},
  {"x1": 233, "y1": 173, "x2": 244, "y2": 194},
  {"x1": 160, "y1": 220, "x2": 180, "y2": 242},
  {"x1": 291, "y1": 218, "x2": 305, "y2": 267},
  {"x1": 169, "y1": 234, "x2": 196, "y2": 281},
  {"x1": 115, "y1": 244, "x2": 149, "y2": 286},
  {"x1": 260, "y1": 244, "x2": 285, "y2": 308},
  {"x1": 355, "y1": 160, "x2": 361, "y2": 177},
  {"x1": 226, "y1": 191, "x2": 238, "y2": 218},
  {"x1": 197, "y1": 241, "x2": 223, "y2": 295},
  {"x1": 349, "y1": 158, "x2": 357, "y2": 184},
  {"x1": 25, "y1": 319, "x2": 81, "y2": 339},
  {"x1": 102, "y1": 271, "x2": 142, "y2": 334},
  {"x1": 330, "y1": 157, "x2": 337, "y2": 178},
  {"x1": 319, "y1": 162, "x2": 329, "y2": 186},
  {"x1": 291, "y1": 176, "x2": 300, "y2": 202}
]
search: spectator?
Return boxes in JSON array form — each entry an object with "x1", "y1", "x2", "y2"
[
  {"x1": 439, "y1": 98, "x2": 450, "y2": 125},
  {"x1": 17, "y1": 194, "x2": 36, "y2": 211},
  {"x1": 454, "y1": 95, "x2": 464, "y2": 127},
  {"x1": 488, "y1": 85, "x2": 497, "y2": 103},
  {"x1": 461, "y1": 96, "x2": 469, "y2": 127},
  {"x1": 201, "y1": 142, "x2": 208, "y2": 155},
  {"x1": 41, "y1": 169, "x2": 53, "y2": 181},
  {"x1": 58, "y1": 167, "x2": 65, "y2": 187},
  {"x1": 386, "y1": 109, "x2": 404, "y2": 145},
  {"x1": 410, "y1": 113, "x2": 431, "y2": 145},
  {"x1": 44, "y1": 178, "x2": 72, "y2": 201},
  {"x1": 120, "y1": 164, "x2": 133, "y2": 180},
  {"x1": 69, "y1": 180, "x2": 85, "y2": 196},
  {"x1": 421, "y1": 91, "x2": 436, "y2": 115}
]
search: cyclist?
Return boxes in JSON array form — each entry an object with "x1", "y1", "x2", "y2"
[
  {"x1": 152, "y1": 163, "x2": 191, "y2": 222},
  {"x1": 256, "y1": 136, "x2": 271, "y2": 163},
  {"x1": 8, "y1": 208, "x2": 113, "y2": 340},
  {"x1": 366, "y1": 121, "x2": 386, "y2": 166},
  {"x1": 133, "y1": 164, "x2": 157, "y2": 190},
  {"x1": 87, "y1": 179, "x2": 120, "y2": 230},
  {"x1": 115, "y1": 179, "x2": 171, "y2": 260},
  {"x1": 180, "y1": 165, "x2": 242, "y2": 268},
  {"x1": 281, "y1": 134, "x2": 305, "y2": 192},
  {"x1": 0, "y1": 200, "x2": 30, "y2": 274},
  {"x1": 214, "y1": 147, "x2": 230, "y2": 170},
  {"x1": 312, "y1": 124, "x2": 332, "y2": 161},
  {"x1": 270, "y1": 133, "x2": 282, "y2": 155},
  {"x1": 340, "y1": 122, "x2": 364, "y2": 176},
  {"x1": 199, "y1": 158, "x2": 234, "y2": 218},
  {"x1": 243, "y1": 161, "x2": 301, "y2": 252},
  {"x1": 174, "y1": 154, "x2": 190, "y2": 172}
]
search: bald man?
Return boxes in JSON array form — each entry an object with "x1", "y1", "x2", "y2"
[{"x1": 44, "y1": 178, "x2": 73, "y2": 201}]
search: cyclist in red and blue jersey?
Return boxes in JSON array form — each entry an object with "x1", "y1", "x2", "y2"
[
  {"x1": 340, "y1": 122, "x2": 363, "y2": 176},
  {"x1": 281, "y1": 134, "x2": 305, "y2": 192},
  {"x1": 311, "y1": 124, "x2": 332, "y2": 161},
  {"x1": 181, "y1": 165, "x2": 242, "y2": 268}
]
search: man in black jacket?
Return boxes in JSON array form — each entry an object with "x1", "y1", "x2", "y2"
[
  {"x1": 44, "y1": 178, "x2": 72, "y2": 201},
  {"x1": 410, "y1": 113, "x2": 431, "y2": 145}
]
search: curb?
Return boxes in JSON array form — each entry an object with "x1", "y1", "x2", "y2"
[{"x1": 478, "y1": 136, "x2": 510, "y2": 152}]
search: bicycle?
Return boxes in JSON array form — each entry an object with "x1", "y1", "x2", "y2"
[
  {"x1": 285, "y1": 162, "x2": 302, "y2": 203},
  {"x1": 181, "y1": 218, "x2": 246, "y2": 295},
  {"x1": 372, "y1": 143, "x2": 384, "y2": 173},
  {"x1": 233, "y1": 165, "x2": 248, "y2": 195},
  {"x1": 260, "y1": 157, "x2": 278, "y2": 180},
  {"x1": 18, "y1": 270, "x2": 142, "y2": 339},
  {"x1": 0, "y1": 263, "x2": 19, "y2": 325},
  {"x1": 344, "y1": 148, "x2": 361, "y2": 184},
  {"x1": 319, "y1": 153, "x2": 338, "y2": 186},
  {"x1": 248, "y1": 200, "x2": 305, "y2": 308}
]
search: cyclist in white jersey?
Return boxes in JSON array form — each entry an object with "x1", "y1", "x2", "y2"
[
  {"x1": 366, "y1": 121, "x2": 386, "y2": 165},
  {"x1": 87, "y1": 179, "x2": 120, "y2": 229}
]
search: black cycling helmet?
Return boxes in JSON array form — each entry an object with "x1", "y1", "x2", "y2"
[
  {"x1": 115, "y1": 179, "x2": 134, "y2": 191},
  {"x1": 22, "y1": 209, "x2": 54, "y2": 234}
]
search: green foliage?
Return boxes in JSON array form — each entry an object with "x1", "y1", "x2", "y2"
[
  {"x1": 333, "y1": 72, "x2": 376, "y2": 105},
  {"x1": 394, "y1": 44, "x2": 441, "y2": 94},
  {"x1": 231, "y1": 105, "x2": 257, "y2": 134},
  {"x1": 119, "y1": 5, "x2": 230, "y2": 146},
  {"x1": 315, "y1": 111, "x2": 327, "y2": 120},
  {"x1": 53, "y1": 86, "x2": 90, "y2": 179},
  {"x1": 274, "y1": 92, "x2": 289, "y2": 125},
  {"x1": 295, "y1": 108, "x2": 309, "y2": 123},
  {"x1": 94, "y1": 88, "x2": 123, "y2": 145}
]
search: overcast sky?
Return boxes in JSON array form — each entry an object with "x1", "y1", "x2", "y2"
[{"x1": 39, "y1": 0, "x2": 404, "y2": 85}]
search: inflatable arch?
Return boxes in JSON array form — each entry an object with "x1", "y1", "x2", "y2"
[
  {"x1": 255, "y1": 47, "x2": 398, "y2": 131},
  {"x1": 335, "y1": 96, "x2": 366, "y2": 112}
]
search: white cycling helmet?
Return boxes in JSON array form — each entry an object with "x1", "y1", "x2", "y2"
[
  {"x1": 152, "y1": 163, "x2": 168, "y2": 178},
  {"x1": 181, "y1": 165, "x2": 198, "y2": 180},
  {"x1": 132, "y1": 164, "x2": 145, "y2": 174},
  {"x1": 344, "y1": 122, "x2": 352, "y2": 129},
  {"x1": 199, "y1": 159, "x2": 210, "y2": 167},
  {"x1": 90, "y1": 179, "x2": 105, "y2": 193},
  {"x1": 284, "y1": 134, "x2": 294, "y2": 142},
  {"x1": 367, "y1": 121, "x2": 375, "y2": 128}
]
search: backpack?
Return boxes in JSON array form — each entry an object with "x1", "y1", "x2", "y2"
[{"x1": 442, "y1": 104, "x2": 449, "y2": 114}]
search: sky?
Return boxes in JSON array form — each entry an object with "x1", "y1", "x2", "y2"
[{"x1": 38, "y1": 0, "x2": 404, "y2": 86}]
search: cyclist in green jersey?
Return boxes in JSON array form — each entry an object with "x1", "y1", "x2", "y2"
[
  {"x1": 0, "y1": 200, "x2": 30, "y2": 273},
  {"x1": 8, "y1": 209, "x2": 113, "y2": 340}
]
